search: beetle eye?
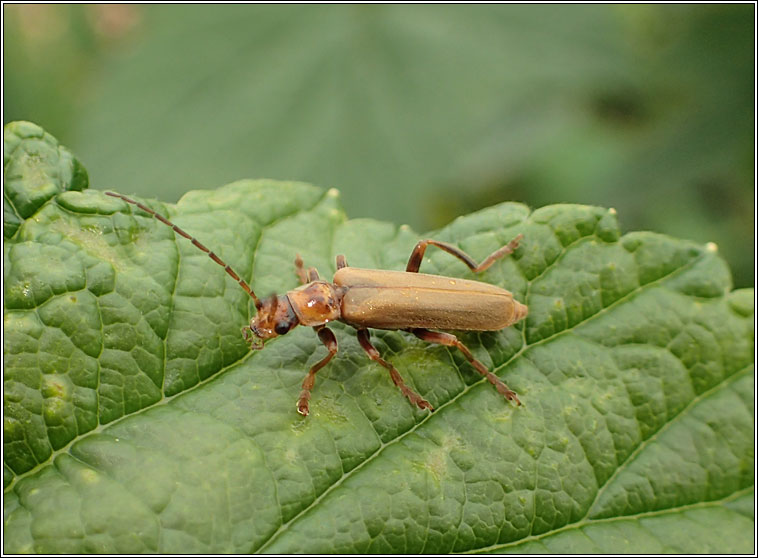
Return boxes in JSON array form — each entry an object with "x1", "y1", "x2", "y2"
[{"x1": 274, "y1": 322, "x2": 291, "y2": 335}]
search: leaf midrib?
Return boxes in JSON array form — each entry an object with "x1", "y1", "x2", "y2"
[
  {"x1": 583, "y1": 363, "x2": 753, "y2": 522},
  {"x1": 465, "y1": 485, "x2": 754, "y2": 555}
]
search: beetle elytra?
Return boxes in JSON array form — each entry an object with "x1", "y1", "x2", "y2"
[{"x1": 105, "y1": 191, "x2": 528, "y2": 416}]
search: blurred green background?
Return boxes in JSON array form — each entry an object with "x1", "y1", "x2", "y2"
[{"x1": 3, "y1": 4, "x2": 754, "y2": 286}]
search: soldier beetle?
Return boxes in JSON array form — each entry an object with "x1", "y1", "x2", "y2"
[{"x1": 105, "y1": 191, "x2": 528, "y2": 416}]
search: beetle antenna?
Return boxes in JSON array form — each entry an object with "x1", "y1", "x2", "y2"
[{"x1": 105, "y1": 191, "x2": 262, "y2": 310}]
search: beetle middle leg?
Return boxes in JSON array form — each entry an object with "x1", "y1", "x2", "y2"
[
  {"x1": 297, "y1": 326, "x2": 338, "y2": 416},
  {"x1": 411, "y1": 328, "x2": 521, "y2": 405},
  {"x1": 356, "y1": 329, "x2": 433, "y2": 412},
  {"x1": 406, "y1": 234, "x2": 523, "y2": 273}
]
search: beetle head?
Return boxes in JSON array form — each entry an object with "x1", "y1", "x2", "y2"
[{"x1": 243, "y1": 293, "x2": 299, "y2": 349}]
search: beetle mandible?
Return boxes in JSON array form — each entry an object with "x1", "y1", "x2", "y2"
[{"x1": 105, "y1": 191, "x2": 528, "y2": 416}]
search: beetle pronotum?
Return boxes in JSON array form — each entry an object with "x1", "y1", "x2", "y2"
[{"x1": 105, "y1": 191, "x2": 528, "y2": 416}]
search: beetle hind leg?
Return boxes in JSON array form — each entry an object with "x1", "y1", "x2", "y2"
[
  {"x1": 356, "y1": 329, "x2": 433, "y2": 412},
  {"x1": 406, "y1": 234, "x2": 522, "y2": 273},
  {"x1": 412, "y1": 328, "x2": 521, "y2": 405}
]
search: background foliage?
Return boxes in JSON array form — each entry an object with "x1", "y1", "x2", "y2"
[{"x1": 3, "y1": 4, "x2": 754, "y2": 287}]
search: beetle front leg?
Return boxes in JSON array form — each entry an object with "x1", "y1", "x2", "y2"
[
  {"x1": 294, "y1": 254, "x2": 309, "y2": 285},
  {"x1": 406, "y1": 234, "x2": 523, "y2": 273},
  {"x1": 294, "y1": 254, "x2": 320, "y2": 284},
  {"x1": 411, "y1": 328, "x2": 521, "y2": 405},
  {"x1": 297, "y1": 326, "x2": 338, "y2": 416},
  {"x1": 356, "y1": 329, "x2": 433, "y2": 412}
]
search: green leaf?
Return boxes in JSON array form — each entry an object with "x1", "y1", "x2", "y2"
[
  {"x1": 4, "y1": 121, "x2": 88, "y2": 239},
  {"x1": 4, "y1": 122, "x2": 754, "y2": 554}
]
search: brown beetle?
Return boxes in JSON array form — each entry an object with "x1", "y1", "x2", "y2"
[{"x1": 106, "y1": 192, "x2": 528, "y2": 416}]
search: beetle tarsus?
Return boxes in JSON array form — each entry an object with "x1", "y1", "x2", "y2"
[
  {"x1": 417, "y1": 398, "x2": 434, "y2": 412},
  {"x1": 297, "y1": 393, "x2": 310, "y2": 416},
  {"x1": 497, "y1": 384, "x2": 521, "y2": 406},
  {"x1": 389, "y1": 366, "x2": 433, "y2": 410}
]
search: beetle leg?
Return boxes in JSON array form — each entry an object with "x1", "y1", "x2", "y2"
[
  {"x1": 336, "y1": 254, "x2": 348, "y2": 269},
  {"x1": 294, "y1": 254, "x2": 309, "y2": 285},
  {"x1": 356, "y1": 329, "x2": 433, "y2": 412},
  {"x1": 406, "y1": 234, "x2": 523, "y2": 273},
  {"x1": 297, "y1": 326, "x2": 338, "y2": 416},
  {"x1": 411, "y1": 328, "x2": 521, "y2": 405},
  {"x1": 294, "y1": 255, "x2": 321, "y2": 284}
]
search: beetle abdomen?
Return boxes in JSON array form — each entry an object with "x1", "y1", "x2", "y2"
[{"x1": 334, "y1": 268, "x2": 527, "y2": 331}]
